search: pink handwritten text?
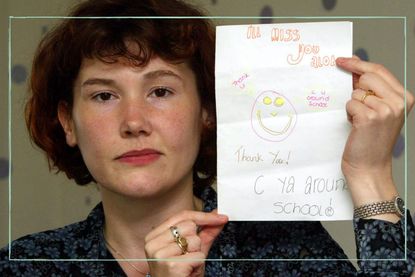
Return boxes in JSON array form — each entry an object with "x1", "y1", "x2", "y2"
[
  {"x1": 232, "y1": 73, "x2": 249, "y2": 89},
  {"x1": 307, "y1": 90, "x2": 330, "y2": 108}
]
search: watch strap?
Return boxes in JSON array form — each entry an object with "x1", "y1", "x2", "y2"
[{"x1": 354, "y1": 196, "x2": 404, "y2": 218}]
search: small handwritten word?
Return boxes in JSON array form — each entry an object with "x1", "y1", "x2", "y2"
[
  {"x1": 311, "y1": 55, "x2": 336, "y2": 68},
  {"x1": 247, "y1": 25, "x2": 261, "y2": 39},
  {"x1": 273, "y1": 198, "x2": 334, "y2": 217},
  {"x1": 277, "y1": 175, "x2": 295, "y2": 194},
  {"x1": 254, "y1": 175, "x2": 265, "y2": 195},
  {"x1": 271, "y1": 28, "x2": 300, "y2": 42},
  {"x1": 235, "y1": 145, "x2": 263, "y2": 163},
  {"x1": 269, "y1": 151, "x2": 291, "y2": 165},
  {"x1": 304, "y1": 176, "x2": 347, "y2": 195},
  {"x1": 232, "y1": 73, "x2": 249, "y2": 89},
  {"x1": 287, "y1": 43, "x2": 320, "y2": 65},
  {"x1": 307, "y1": 90, "x2": 330, "y2": 108}
]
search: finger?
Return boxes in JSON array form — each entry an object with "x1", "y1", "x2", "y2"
[
  {"x1": 148, "y1": 252, "x2": 205, "y2": 277},
  {"x1": 352, "y1": 89, "x2": 398, "y2": 119},
  {"x1": 346, "y1": 98, "x2": 378, "y2": 126},
  {"x1": 357, "y1": 72, "x2": 403, "y2": 102},
  {"x1": 354, "y1": 83, "x2": 405, "y2": 118},
  {"x1": 164, "y1": 251, "x2": 205, "y2": 268},
  {"x1": 146, "y1": 210, "x2": 227, "y2": 242},
  {"x1": 173, "y1": 250, "x2": 205, "y2": 261},
  {"x1": 404, "y1": 91, "x2": 415, "y2": 114},
  {"x1": 352, "y1": 73, "x2": 360, "y2": 90},
  {"x1": 150, "y1": 235, "x2": 202, "y2": 259},
  {"x1": 147, "y1": 220, "x2": 199, "y2": 251},
  {"x1": 170, "y1": 252, "x2": 206, "y2": 277},
  {"x1": 351, "y1": 89, "x2": 377, "y2": 109},
  {"x1": 199, "y1": 221, "x2": 227, "y2": 256},
  {"x1": 336, "y1": 57, "x2": 405, "y2": 94}
]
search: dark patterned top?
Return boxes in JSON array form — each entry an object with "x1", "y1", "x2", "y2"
[{"x1": 1, "y1": 186, "x2": 414, "y2": 276}]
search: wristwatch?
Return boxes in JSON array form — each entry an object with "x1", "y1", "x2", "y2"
[{"x1": 354, "y1": 196, "x2": 405, "y2": 218}]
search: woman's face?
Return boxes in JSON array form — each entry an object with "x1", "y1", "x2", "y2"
[{"x1": 59, "y1": 57, "x2": 206, "y2": 198}]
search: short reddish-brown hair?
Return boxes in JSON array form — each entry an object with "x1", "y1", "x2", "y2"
[{"x1": 26, "y1": 0, "x2": 216, "y2": 187}]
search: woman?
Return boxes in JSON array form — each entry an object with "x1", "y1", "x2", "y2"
[{"x1": 1, "y1": 0, "x2": 414, "y2": 276}]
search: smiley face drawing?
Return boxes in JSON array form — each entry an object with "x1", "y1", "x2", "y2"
[{"x1": 251, "y1": 90, "x2": 297, "y2": 142}]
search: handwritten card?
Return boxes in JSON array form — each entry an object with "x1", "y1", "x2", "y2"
[{"x1": 215, "y1": 22, "x2": 354, "y2": 221}]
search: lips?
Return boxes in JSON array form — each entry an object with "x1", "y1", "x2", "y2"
[{"x1": 115, "y1": 149, "x2": 161, "y2": 165}]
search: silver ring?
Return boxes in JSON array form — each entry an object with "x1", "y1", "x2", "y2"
[{"x1": 169, "y1": 226, "x2": 180, "y2": 240}]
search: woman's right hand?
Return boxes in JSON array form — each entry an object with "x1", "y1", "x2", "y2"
[{"x1": 144, "y1": 210, "x2": 228, "y2": 277}]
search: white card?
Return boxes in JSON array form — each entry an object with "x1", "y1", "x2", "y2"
[{"x1": 215, "y1": 22, "x2": 354, "y2": 221}]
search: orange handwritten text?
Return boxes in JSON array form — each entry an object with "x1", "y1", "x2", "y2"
[
  {"x1": 311, "y1": 55, "x2": 336, "y2": 68},
  {"x1": 247, "y1": 25, "x2": 261, "y2": 39},
  {"x1": 232, "y1": 73, "x2": 249, "y2": 89},
  {"x1": 271, "y1": 28, "x2": 300, "y2": 42},
  {"x1": 287, "y1": 43, "x2": 320, "y2": 65}
]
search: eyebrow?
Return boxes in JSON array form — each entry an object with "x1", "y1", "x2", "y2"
[
  {"x1": 81, "y1": 78, "x2": 115, "y2": 87},
  {"x1": 143, "y1": 69, "x2": 183, "y2": 81},
  {"x1": 81, "y1": 70, "x2": 183, "y2": 88}
]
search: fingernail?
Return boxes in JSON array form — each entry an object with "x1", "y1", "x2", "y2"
[
  {"x1": 336, "y1": 57, "x2": 346, "y2": 64},
  {"x1": 218, "y1": 214, "x2": 228, "y2": 220}
]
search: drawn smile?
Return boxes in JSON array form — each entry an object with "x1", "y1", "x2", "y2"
[
  {"x1": 251, "y1": 90, "x2": 297, "y2": 142},
  {"x1": 256, "y1": 110, "x2": 293, "y2": 136}
]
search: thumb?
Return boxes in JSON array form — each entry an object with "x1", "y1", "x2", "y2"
[{"x1": 198, "y1": 209, "x2": 228, "y2": 255}]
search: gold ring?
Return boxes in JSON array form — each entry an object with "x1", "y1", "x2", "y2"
[
  {"x1": 361, "y1": 89, "x2": 376, "y2": 104},
  {"x1": 176, "y1": 236, "x2": 188, "y2": 254}
]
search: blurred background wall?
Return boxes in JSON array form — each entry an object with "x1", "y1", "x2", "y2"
[{"x1": 1, "y1": 0, "x2": 414, "y2": 265}]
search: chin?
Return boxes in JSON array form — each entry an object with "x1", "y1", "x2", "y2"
[
  {"x1": 96, "y1": 176, "x2": 162, "y2": 199},
  {"x1": 119, "y1": 180, "x2": 167, "y2": 199}
]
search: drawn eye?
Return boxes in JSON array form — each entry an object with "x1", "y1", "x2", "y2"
[
  {"x1": 263, "y1": 96, "x2": 272, "y2": 105},
  {"x1": 274, "y1": 97, "x2": 285, "y2": 107}
]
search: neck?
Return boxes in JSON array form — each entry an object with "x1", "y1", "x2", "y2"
[{"x1": 101, "y1": 175, "x2": 202, "y2": 259}]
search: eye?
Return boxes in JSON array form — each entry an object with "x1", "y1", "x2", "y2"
[
  {"x1": 150, "y1": 87, "x2": 173, "y2": 98},
  {"x1": 92, "y1": 92, "x2": 116, "y2": 102},
  {"x1": 274, "y1": 97, "x2": 285, "y2": 107},
  {"x1": 263, "y1": 96, "x2": 272, "y2": 105}
]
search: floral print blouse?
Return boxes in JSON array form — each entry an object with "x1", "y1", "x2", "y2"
[{"x1": 1, "y1": 186, "x2": 414, "y2": 276}]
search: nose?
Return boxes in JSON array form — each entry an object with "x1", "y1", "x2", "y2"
[{"x1": 120, "y1": 100, "x2": 152, "y2": 138}]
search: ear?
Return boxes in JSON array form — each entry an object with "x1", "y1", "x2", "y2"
[
  {"x1": 202, "y1": 108, "x2": 208, "y2": 124},
  {"x1": 201, "y1": 107, "x2": 214, "y2": 129},
  {"x1": 57, "y1": 102, "x2": 77, "y2": 147}
]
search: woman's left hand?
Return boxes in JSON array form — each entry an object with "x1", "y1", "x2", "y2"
[{"x1": 336, "y1": 56, "x2": 414, "y2": 209}]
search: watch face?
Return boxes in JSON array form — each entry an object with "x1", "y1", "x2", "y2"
[{"x1": 395, "y1": 196, "x2": 405, "y2": 217}]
